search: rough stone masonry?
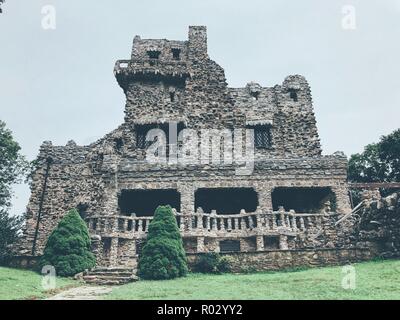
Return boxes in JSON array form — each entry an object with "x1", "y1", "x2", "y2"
[{"x1": 16, "y1": 26, "x2": 395, "y2": 271}]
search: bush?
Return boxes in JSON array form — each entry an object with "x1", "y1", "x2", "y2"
[
  {"x1": 193, "y1": 252, "x2": 232, "y2": 274},
  {"x1": 0, "y1": 209, "x2": 23, "y2": 265},
  {"x1": 39, "y1": 209, "x2": 96, "y2": 277},
  {"x1": 138, "y1": 205, "x2": 188, "y2": 280}
]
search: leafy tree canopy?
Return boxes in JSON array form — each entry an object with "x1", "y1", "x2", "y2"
[{"x1": 348, "y1": 128, "x2": 400, "y2": 183}]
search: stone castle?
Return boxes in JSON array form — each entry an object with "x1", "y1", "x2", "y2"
[{"x1": 18, "y1": 26, "x2": 393, "y2": 278}]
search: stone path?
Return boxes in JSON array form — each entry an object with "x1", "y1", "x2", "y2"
[{"x1": 46, "y1": 286, "x2": 112, "y2": 300}]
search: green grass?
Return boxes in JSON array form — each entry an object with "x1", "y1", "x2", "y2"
[
  {"x1": 105, "y1": 259, "x2": 400, "y2": 300},
  {"x1": 0, "y1": 267, "x2": 79, "y2": 300}
]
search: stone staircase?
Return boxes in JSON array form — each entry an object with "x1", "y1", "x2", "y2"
[{"x1": 81, "y1": 267, "x2": 138, "y2": 285}]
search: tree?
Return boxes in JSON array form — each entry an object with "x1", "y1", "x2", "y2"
[
  {"x1": 0, "y1": 209, "x2": 23, "y2": 264},
  {"x1": 138, "y1": 205, "x2": 188, "y2": 280},
  {"x1": 348, "y1": 129, "x2": 400, "y2": 183},
  {"x1": 0, "y1": 120, "x2": 28, "y2": 264},
  {"x1": 0, "y1": 1, "x2": 4, "y2": 14},
  {"x1": 348, "y1": 129, "x2": 400, "y2": 203},
  {"x1": 0, "y1": 120, "x2": 28, "y2": 209},
  {"x1": 39, "y1": 209, "x2": 96, "y2": 277}
]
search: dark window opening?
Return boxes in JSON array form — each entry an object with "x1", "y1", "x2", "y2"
[
  {"x1": 171, "y1": 48, "x2": 181, "y2": 60},
  {"x1": 76, "y1": 203, "x2": 89, "y2": 219},
  {"x1": 220, "y1": 240, "x2": 240, "y2": 252},
  {"x1": 195, "y1": 188, "x2": 258, "y2": 214},
  {"x1": 289, "y1": 89, "x2": 298, "y2": 102},
  {"x1": 147, "y1": 50, "x2": 161, "y2": 59},
  {"x1": 102, "y1": 238, "x2": 111, "y2": 256},
  {"x1": 136, "y1": 123, "x2": 185, "y2": 151},
  {"x1": 183, "y1": 238, "x2": 197, "y2": 253},
  {"x1": 264, "y1": 236, "x2": 279, "y2": 250},
  {"x1": 119, "y1": 189, "x2": 181, "y2": 216},
  {"x1": 250, "y1": 91, "x2": 259, "y2": 100},
  {"x1": 114, "y1": 138, "x2": 123, "y2": 153},
  {"x1": 271, "y1": 187, "x2": 336, "y2": 213},
  {"x1": 253, "y1": 126, "x2": 272, "y2": 149}
]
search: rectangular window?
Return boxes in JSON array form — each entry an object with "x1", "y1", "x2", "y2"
[
  {"x1": 220, "y1": 240, "x2": 240, "y2": 252},
  {"x1": 254, "y1": 126, "x2": 272, "y2": 149},
  {"x1": 263, "y1": 236, "x2": 279, "y2": 250},
  {"x1": 171, "y1": 48, "x2": 181, "y2": 60},
  {"x1": 147, "y1": 50, "x2": 161, "y2": 59},
  {"x1": 136, "y1": 130, "x2": 148, "y2": 149}
]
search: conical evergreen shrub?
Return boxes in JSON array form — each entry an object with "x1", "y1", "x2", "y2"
[
  {"x1": 138, "y1": 205, "x2": 187, "y2": 280},
  {"x1": 39, "y1": 209, "x2": 96, "y2": 277}
]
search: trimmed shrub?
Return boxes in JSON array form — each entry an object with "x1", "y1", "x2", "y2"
[
  {"x1": 138, "y1": 205, "x2": 187, "y2": 280},
  {"x1": 193, "y1": 252, "x2": 232, "y2": 274},
  {"x1": 39, "y1": 209, "x2": 96, "y2": 277}
]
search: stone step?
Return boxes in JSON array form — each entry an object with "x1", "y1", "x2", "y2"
[
  {"x1": 88, "y1": 271, "x2": 136, "y2": 277},
  {"x1": 81, "y1": 266, "x2": 138, "y2": 285},
  {"x1": 83, "y1": 278, "x2": 133, "y2": 286}
]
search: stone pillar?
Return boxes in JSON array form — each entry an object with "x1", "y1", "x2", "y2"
[
  {"x1": 197, "y1": 236, "x2": 205, "y2": 253},
  {"x1": 126, "y1": 239, "x2": 137, "y2": 268},
  {"x1": 90, "y1": 235, "x2": 102, "y2": 266},
  {"x1": 109, "y1": 237, "x2": 119, "y2": 267},
  {"x1": 279, "y1": 235, "x2": 288, "y2": 250},
  {"x1": 256, "y1": 235, "x2": 264, "y2": 251},
  {"x1": 256, "y1": 186, "x2": 273, "y2": 211},
  {"x1": 178, "y1": 184, "x2": 195, "y2": 214},
  {"x1": 331, "y1": 185, "x2": 352, "y2": 214}
]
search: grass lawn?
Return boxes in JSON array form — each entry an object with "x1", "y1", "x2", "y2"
[
  {"x1": 0, "y1": 267, "x2": 79, "y2": 300},
  {"x1": 105, "y1": 259, "x2": 400, "y2": 300}
]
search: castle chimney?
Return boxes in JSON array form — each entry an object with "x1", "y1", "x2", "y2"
[{"x1": 188, "y1": 26, "x2": 208, "y2": 60}]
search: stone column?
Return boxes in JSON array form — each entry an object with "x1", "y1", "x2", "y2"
[
  {"x1": 127, "y1": 239, "x2": 137, "y2": 268},
  {"x1": 197, "y1": 236, "x2": 205, "y2": 253},
  {"x1": 331, "y1": 185, "x2": 352, "y2": 213},
  {"x1": 256, "y1": 235, "x2": 264, "y2": 251},
  {"x1": 90, "y1": 235, "x2": 102, "y2": 266},
  {"x1": 109, "y1": 237, "x2": 119, "y2": 267},
  {"x1": 178, "y1": 184, "x2": 195, "y2": 214},
  {"x1": 279, "y1": 235, "x2": 288, "y2": 250},
  {"x1": 256, "y1": 186, "x2": 273, "y2": 211}
]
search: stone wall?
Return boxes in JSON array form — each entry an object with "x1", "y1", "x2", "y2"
[
  {"x1": 187, "y1": 247, "x2": 377, "y2": 273},
  {"x1": 355, "y1": 192, "x2": 400, "y2": 258}
]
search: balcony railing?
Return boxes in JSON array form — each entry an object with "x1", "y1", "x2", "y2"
[{"x1": 86, "y1": 209, "x2": 337, "y2": 239}]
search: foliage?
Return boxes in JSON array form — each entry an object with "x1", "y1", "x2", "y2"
[
  {"x1": 193, "y1": 252, "x2": 232, "y2": 274},
  {"x1": 138, "y1": 205, "x2": 187, "y2": 280},
  {"x1": 0, "y1": 120, "x2": 28, "y2": 263},
  {"x1": 0, "y1": 120, "x2": 29, "y2": 210},
  {"x1": 348, "y1": 129, "x2": 400, "y2": 183},
  {"x1": 39, "y1": 209, "x2": 96, "y2": 277},
  {"x1": 0, "y1": 209, "x2": 23, "y2": 265},
  {"x1": 348, "y1": 129, "x2": 400, "y2": 202}
]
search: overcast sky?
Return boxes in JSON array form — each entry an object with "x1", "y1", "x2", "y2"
[{"x1": 1, "y1": 0, "x2": 399, "y2": 216}]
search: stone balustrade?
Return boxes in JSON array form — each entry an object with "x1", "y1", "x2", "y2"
[{"x1": 86, "y1": 208, "x2": 338, "y2": 240}]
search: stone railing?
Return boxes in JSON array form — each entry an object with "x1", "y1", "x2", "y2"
[{"x1": 86, "y1": 208, "x2": 337, "y2": 239}]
